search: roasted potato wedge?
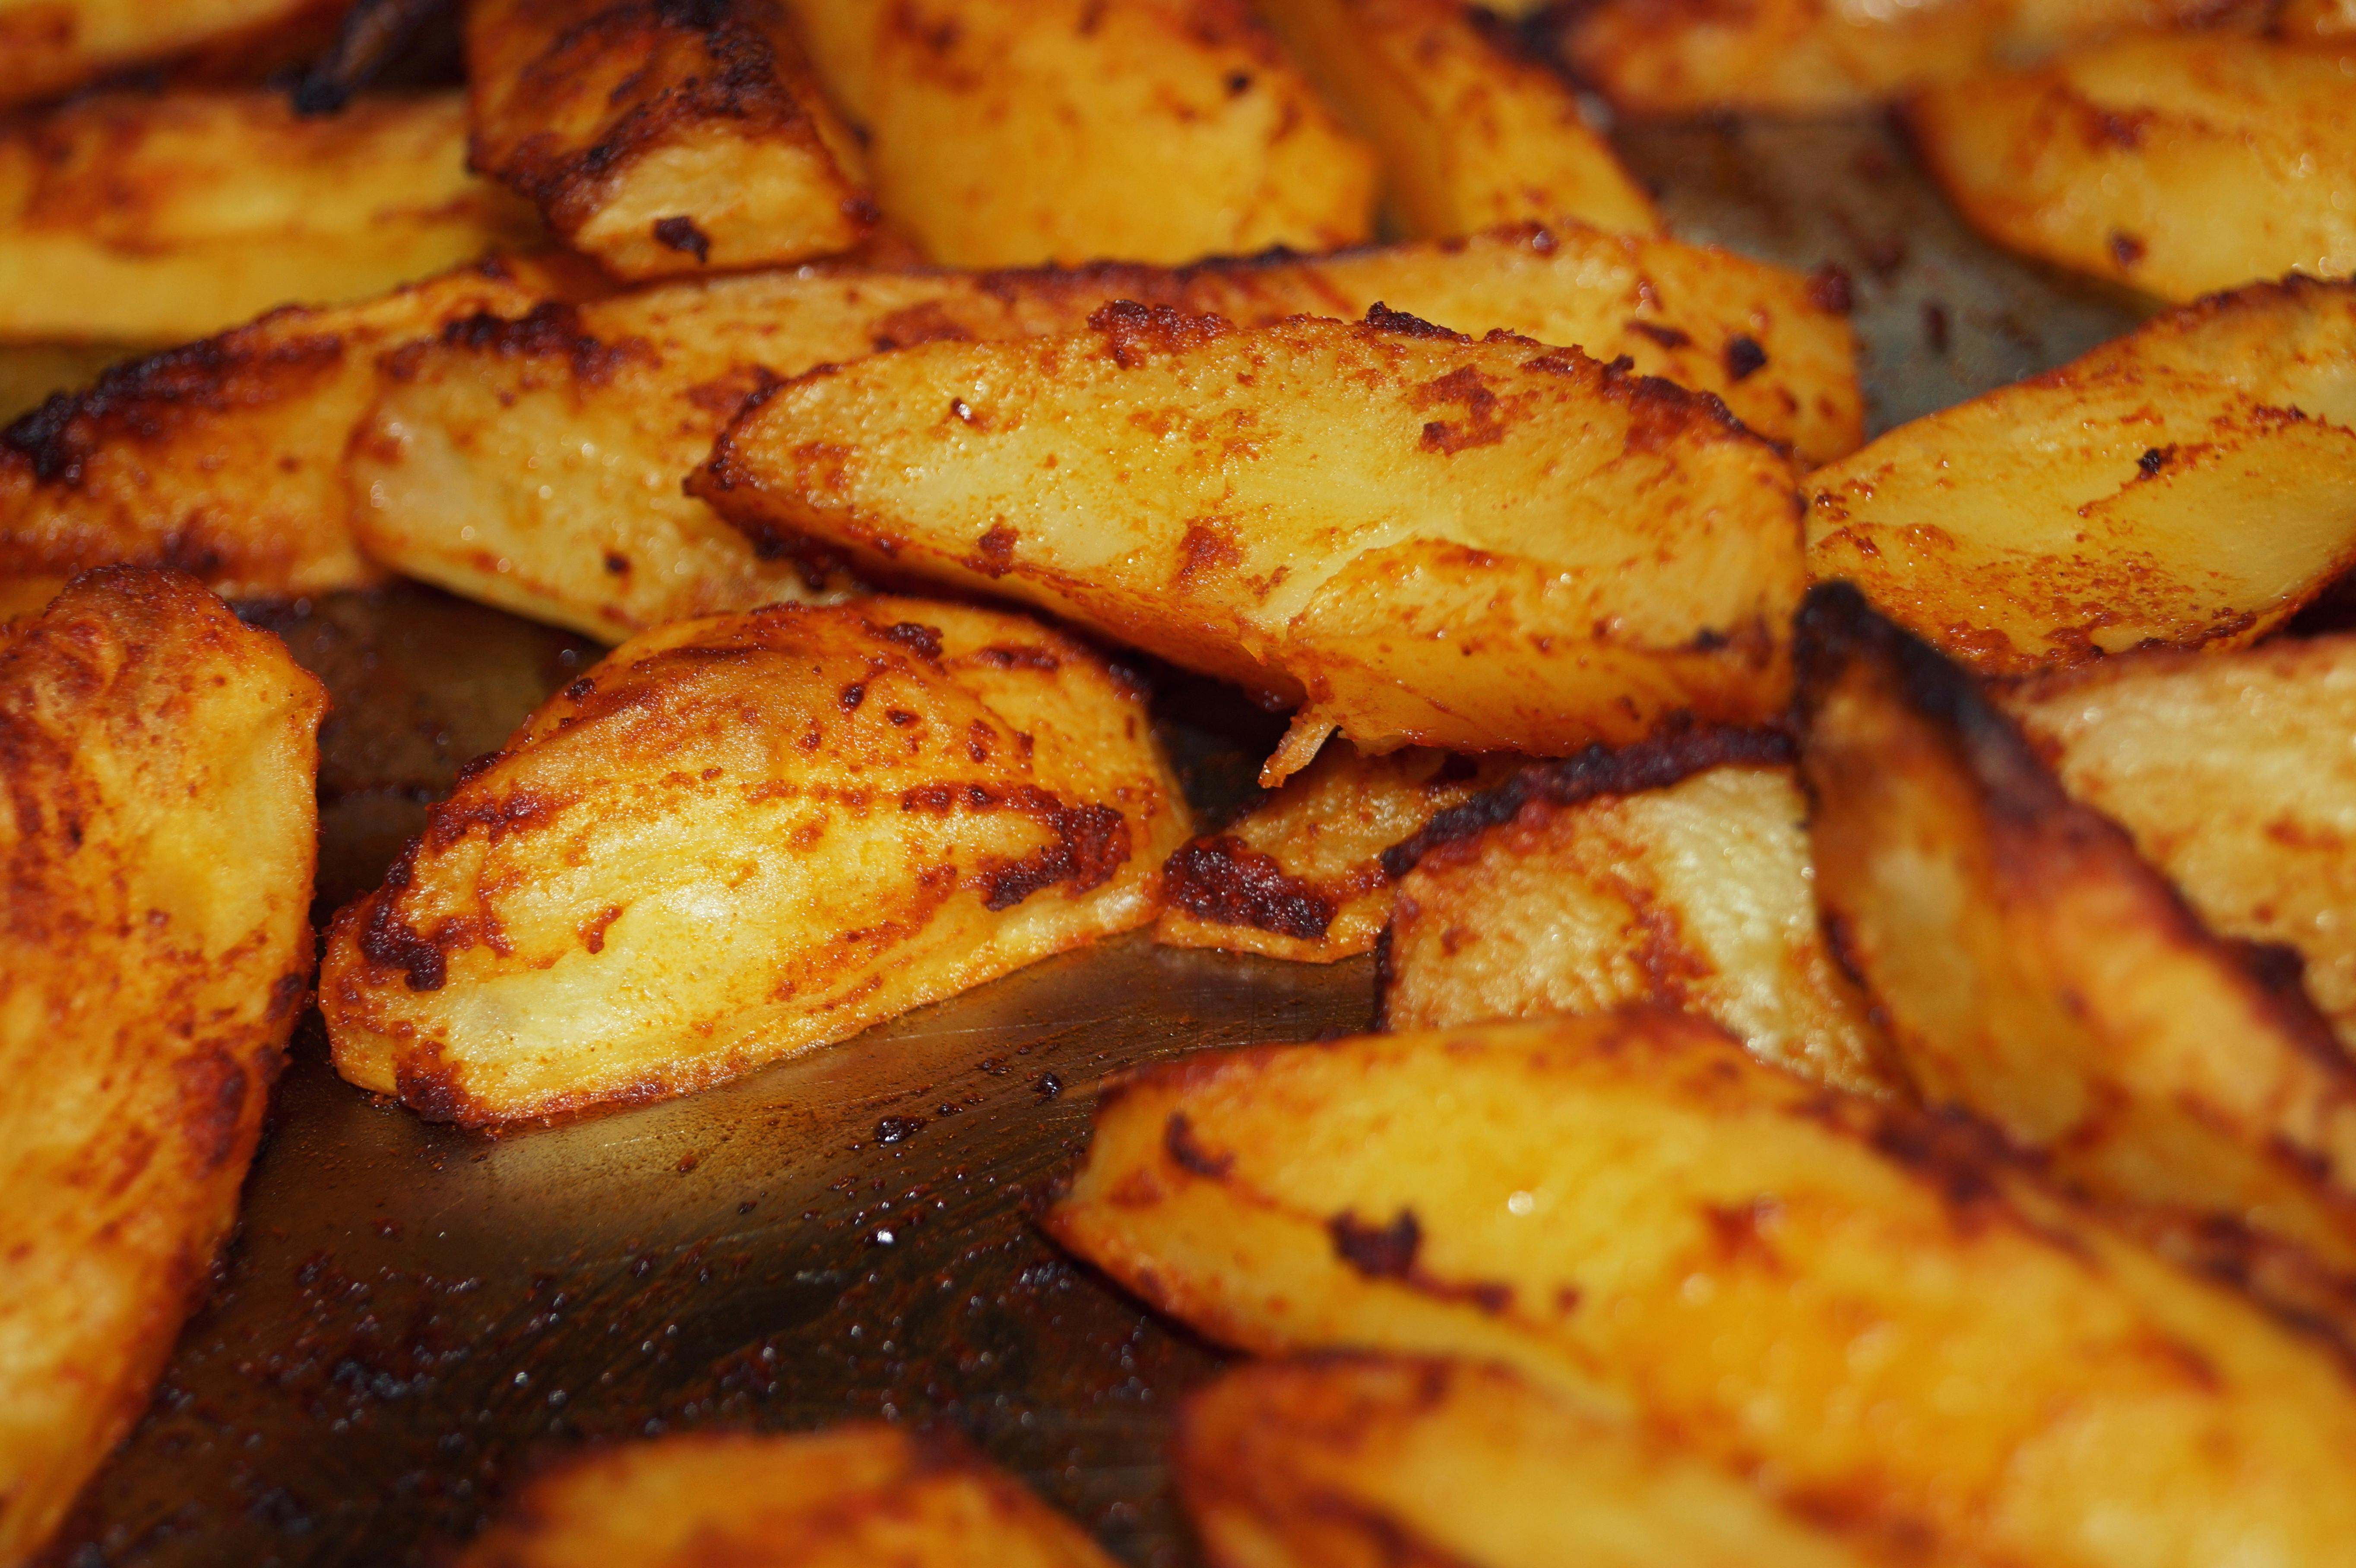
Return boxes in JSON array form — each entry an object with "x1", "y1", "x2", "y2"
[
  {"x1": 1178, "y1": 1357, "x2": 1894, "y2": 1568},
  {"x1": 1908, "y1": 36, "x2": 2356, "y2": 303},
  {"x1": 321, "y1": 597, "x2": 1188, "y2": 1122},
  {"x1": 455, "y1": 1425, "x2": 1116, "y2": 1568},
  {"x1": 466, "y1": 0, "x2": 871, "y2": 281},
  {"x1": 1808, "y1": 275, "x2": 2356, "y2": 675},
  {"x1": 778, "y1": 0, "x2": 1377, "y2": 266},
  {"x1": 1796, "y1": 582, "x2": 2356, "y2": 1340},
  {"x1": 0, "y1": 91, "x2": 539, "y2": 344},
  {"x1": 1044, "y1": 1013, "x2": 2356, "y2": 1568},
  {"x1": 1378, "y1": 731, "x2": 1896, "y2": 1097},
  {"x1": 1251, "y1": 0, "x2": 1658, "y2": 238},
  {"x1": 0, "y1": 260, "x2": 548, "y2": 599},
  {"x1": 0, "y1": 568, "x2": 324, "y2": 1567},
  {"x1": 697, "y1": 306, "x2": 1805, "y2": 784},
  {"x1": 1157, "y1": 743, "x2": 1518, "y2": 963},
  {"x1": 0, "y1": 0, "x2": 338, "y2": 108},
  {"x1": 2003, "y1": 634, "x2": 2356, "y2": 1053}
]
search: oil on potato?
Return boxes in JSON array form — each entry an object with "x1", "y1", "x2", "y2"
[
  {"x1": 2003, "y1": 633, "x2": 2356, "y2": 1053},
  {"x1": 1807, "y1": 275, "x2": 2356, "y2": 675},
  {"x1": 1252, "y1": 0, "x2": 1659, "y2": 238},
  {"x1": 454, "y1": 1425, "x2": 1116, "y2": 1568},
  {"x1": 1156, "y1": 742, "x2": 1517, "y2": 963},
  {"x1": 1378, "y1": 728, "x2": 1896, "y2": 1097},
  {"x1": 696, "y1": 305, "x2": 1805, "y2": 784},
  {"x1": 0, "y1": 0, "x2": 338, "y2": 108},
  {"x1": 1044, "y1": 1012, "x2": 2356, "y2": 1568},
  {"x1": 1177, "y1": 1357, "x2": 1896, "y2": 1568},
  {"x1": 1908, "y1": 35, "x2": 2356, "y2": 303},
  {"x1": 0, "y1": 91, "x2": 539, "y2": 345},
  {"x1": 321, "y1": 597, "x2": 1188, "y2": 1122},
  {"x1": 467, "y1": 0, "x2": 871, "y2": 281},
  {"x1": 1796, "y1": 582, "x2": 2356, "y2": 1345},
  {"x1": 0, "y1": 568, "x2": 324, "y2": 1568},
  {"x1": 778, "y1": 0, "x2": 1376, "y2": 267}
]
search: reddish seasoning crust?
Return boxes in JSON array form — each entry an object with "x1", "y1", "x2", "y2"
[{"x1": 1163, "y1": 836, "x2": 1338, "y2": 941}]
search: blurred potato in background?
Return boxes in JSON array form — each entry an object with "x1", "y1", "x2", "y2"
[{"x1": 0, "y1": 0, "x2": 343, "y2": 109}]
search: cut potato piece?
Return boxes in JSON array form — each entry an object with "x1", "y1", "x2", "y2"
[
  {"x1": 1251, "y1": 0, "x2": 1658, "y2": 238},
  {"x1": 0, "y1": 568, "x2": 324, "y2": 1567},
  {"x1": 1157, "y1": 743, "x2": 1517, "y2": 964},
  {"x1": 1379, "y1": 733, "x2": 1896, "y2": 1097},
  {"x1": 321, "y1": 597, "x2": 1188, "y2": 1122},
  {"x1": 466, "y1": 0, "x2": 871, "y2": 281},
  {"x1": 454, "y1": 1425, "x2": 1116, "y2": 1568},
  {"x1": 0, "y1": 261, "x2": 548, "y2": 599},
  {"x1": 1178, "y1": 1357, "x2": 1896, "y2": 1568},
  {"x1": 2003, "y1": 634, "x2": 2356, "y2": 1055},
  {"x1": 1808, "y1": 275, "x2": 2356, "y2": 675},
  {"x1": 0, "y1": 91, "x2": 539, "y2": 345},
  {"x1": 0, "y1": 0, "x2": 336, "y2": 108},
  {"x1": 1796, "y1": 582, "x2": 2356, "y2": 1341},
  {"x1": 778, "y1": 0, "x2": 1376, "y2": 266},
  {"x1": 1908, "y1": 36, "x2": 2356, "y2": 303},
  {"x1": 1045, "y1": 1014, "x2": 2356, "y2": 1568},
  {"x1": 696, "y1": 307, "x2": 1805, "y2": 784}
]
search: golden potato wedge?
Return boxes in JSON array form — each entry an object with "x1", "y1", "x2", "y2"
[
  {"x1": 1251, "y1": 0, "x2": 1658, "y2": 238},
  {"x1": 1044, "y1": 1013, "x2": 2356, "y2": 1568},
  {"x1": 0, "y1": 260, "x2": 549, "y2": 599},
  {"x1": 1178, "y1": 1357, "x2": 1896, "y2": 1568},
  {"x1": 1807, "y1": 275, "x2": 2356, "y2": 676},
  {"x1": 1908, "y1": 36, "x2": 2356, "y2": 303},
  {"x1": 779, "y1": 0, "x2": 1377, "y2": 266},
  {"x1": 1156, "y1": 743, "x2": 1518, "y2": 964},
  {"x1": 696, "y1": 307, "x2": 1805, "y2": 784},
  {"x1": 355, "y1": 224, "x2": 1853, "y2": 639},
  {"x1": 0, "y1": 0, "x2": 338, "y2": 108},
  {"x1": 1378, "y1": 731, "x2": 1897, "y2": 1097},
  {"x1": 2003, "y1": 634, "x2": 2356, "y2": 1053},
  {"x1": 0, "y1": 568, "x2": 324, "y2": 1567},
  {"x1": 466, "y1": 0, "x2": 871, "y2": 281},
  {"x1": 321, "y1": 597, "x2": 1188, "y2": 1122},
  {"x1": 0, "y1": 91, "x2": 540, "y2": 345},
  {"x1": 455, "y1": 1425, "x2": 1116, "y2": 1568},
  {"x1": 1795, "y1": 582, "x2": 2356, "y2": 1340}
]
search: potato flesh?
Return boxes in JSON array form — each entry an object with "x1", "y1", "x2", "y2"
[
  {"x1": 1045, "y1": 1015, "x2": 2356, "y2": 1568},
  {"x1": 1908, "y1": 36, "x2": 2356, "y2": 303},
  {"x1": 466, "y1": 0, "x2": 871, "y2": 281},
  {"x1": 1384, "y1": 761, "x2": 1897, "y2": 1097},
  {"x1": 0, "y1": 568, "x2": 323, "y2": 1567},
  {"x1": 696, "y1": 310, "x2": 1805, "y2": 782},
  {"x1": 0, "y1": 0, "x2": 331, "y2": 108},
  {"x1": 321, "y1": 597, "x2": 1189, "y2": 1122},
  {"x1": 1808, "y1": 275, "x2": 2356, "y2": 675},
  {"x1": 779, "y1": 0, "x2": 1376, "y2": 267},
  {"x1": 1156, "y1": 743, "x2": 1517, "y2": 964},
  {"x1": 454, "y1": 1426, "x2": 1116, "y2": 1568},
  {"x1": 2003, "y1": 634, "x2": 2356, "y2": 1054},
  {"x1": 1251, "y1": 0, "x2": 1659, "y2": 239}
]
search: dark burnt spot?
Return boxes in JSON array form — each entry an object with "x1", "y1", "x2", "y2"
[
  {"x1": 436, "y1": 303, "x2": 637, "y2": 387},
  {"x1": 602, "y1": 552, "x2": 630, "y2": 576},
  {"x1": 1089, "y1": 300, "x2": 1231, "y2": 368},
  {"x1": 1700, "y1": 1197, "x2": 1784, "y2": 1268},
  {"x1": 1176, "y1": 521, "x2": 1244, "y2": 583},
  {"x1": 880, "y1": 621, "x2": 944, "y2": 660},
  {"x1": 974, "y1": 525, "x2": 1019, "y2": 577},
  {"x1": 874, "y1": 1114, "x2": 925, "y2": 1145},
  {"x1": 840, "y1": 682, "x2": 867, "y2": 712},
  {"x1": 1411, "y1": 364, "x2": 1509, "y2": 455},
  {"x1": 887, "y1": 708, "x2": 919, "y2": 726},
  {"x1": 1723, "y1": 335, "x2": 1767, "y2": 383},
  {"x1": 652, "y1": 215, "x2": 712, "y2": 264},
  {"x1": 2138, "y1": 445, "x2": 2177, "y2": 478},
  {"x1": 1163, "y1": 1111, "x2": 1233, "y2": 1177},
  {"x1": 1922, "y1": 303, "x2": 1950, "y2": 355},
  {"x1": 356, "y1": 845, "x2": 448, "y2": 993},
  {"x1": 1164, "y1": 836, "x2": 1335, "y2": 941},
  {"x1": 561, "y1": 677, "x2": 595, "y2": 703},
  {"x1": 1033, "y1": 1072, "x2": 1061, "y2": 1100},
  {"x1": 424, "y1": 787, "x2": 563, "y2": 851},
  {"x1": 1361, "y1": 303, "x2": 1466, "y2": 342},
  {"x1": 1625, "y1": 319, "x2": 1692, "y2": 351},
  {"x1": 1804, "y1": 263, "x2": 1854, "y2": 315},
  {"x1": 1867, "y1": 1115, "x2": 2000, "y2": 1214},
  {"x1": 979, "y1": 803, "x2": 1130, "y2": 911},
  {"x1": 2109, "y1": 231, "x2": 2147, "y2": 269},
  {"x1": 2228, "y1": 938, "x2": 2310, "y2": 1002},
  {"x1": 173, "y1": 1052, "x2": 250, "y2": 1174},
  {"x1": 580, "y1": 904, "x2": 624, "y2": 955},
  {"x1": 1329, "y1": 1208, "x2": 1420, "y2": 1279},
  {"x1": 393, "y1": 1057, "x2": 472, "y2": 1124},
  {"x1": 972, "y1": 643, "x2": 1060, "y2": 671}
]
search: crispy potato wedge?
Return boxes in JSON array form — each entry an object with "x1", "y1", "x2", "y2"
[
  {"x1": 696, "y1": 306, "x2": 1805, "y2": 784},
  {"x1": 1044, "y1": 1013, "x2": 2356, "y2": 1568},
  {"x1": 1908, "y1": 36, "x2": 2356, "y2": 303},
  {"x1": 0, "y1": 0, "x2": 337, "y2": 108},
  {"x1": 0, "y1": 260, "x2": 551, "y2": 600},
  {"x1": 1178, "y1": 1357, "x2": 1895, "y2": 1568},
  {"x1": 779, "y1": 0, "x2": 1376, "y2": 266},
  {"x1": 1251, "y1": 0, "x2": 1658, "y2": 238},
  {"x1": 466, "y1": 0, "x2": 871, "y2": 281},
  {"x1": 455, "y1": 1425, "x2": 1116, "y2": 1568},
  {"x1": 0, "y1": 91, "x2": 540, "y2": 345},
  {"x1": 1378, "y1": 731, "x2": 1897, "y2": 1097},
  {"x1": 0, "y1": 568, "x2": 323, "y2": 1566},
  {"x1": 321, "y1": 597, "x2": 1188, "y2": 1122},
  {"x1": 1807, "y1": 275, "x2": 2356, "y2": 675},
  {"x1": 1156, "y1": 743, "x2": 1518, "y2": 963},
  {"x1": 1796, "y1": 582, "x2": 2356, "y2": 1340},
  {"x1": 2003, "y1": 634, "x2": 2356, "y2": 1053}
]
